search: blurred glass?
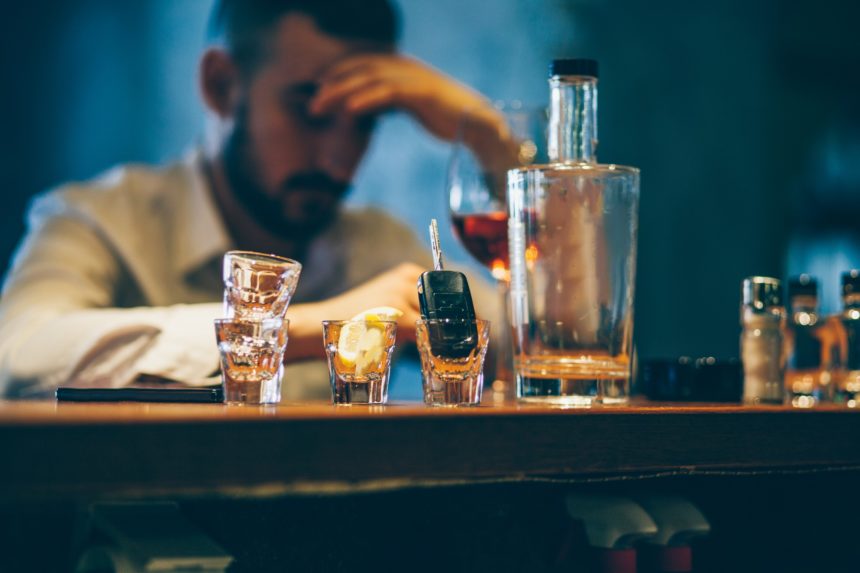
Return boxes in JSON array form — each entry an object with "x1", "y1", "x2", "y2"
[
  {"x1": 448, "y1": 102, "x2": 548, "y2": 280},
  {"x1": 446, "y1": 102, "x2": 547, "y2": 401}
]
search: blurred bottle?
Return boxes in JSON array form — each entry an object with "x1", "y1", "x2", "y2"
[
  {"x1": 784, "y1": 275, "x2": 829, "y2": 407},
  {"x1": 741, "y1": 277, "x2": 785, "y2": 405},
  {"x1": 834, "y1": 270, "x2": 860, "y2": 406}
]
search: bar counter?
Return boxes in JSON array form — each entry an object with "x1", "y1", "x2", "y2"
[{"x1": 2, "y1": 399, "x2": 859, "y2": 501}]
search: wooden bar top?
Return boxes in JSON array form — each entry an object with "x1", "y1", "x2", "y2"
[{"x1": 2, "y1": 399, "x2": 859, "y2": 500}]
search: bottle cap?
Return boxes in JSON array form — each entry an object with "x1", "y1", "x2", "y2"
[
  {"x1": 550, "y1": 58, "x2": 599, "y2": 78},
  {"x1": 742, "y1": 276, "x2": 782, "y2": 311},
  {"x1": 788, "y1": 274, "x2": 817, "y2": 297},
  {"x1": 842, "y1": 269, "x2": 860, "y2": 296}
]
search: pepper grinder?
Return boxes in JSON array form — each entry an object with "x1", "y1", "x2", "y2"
[{"x1": 741, "y1": 276, "x2": 786, "y2": 405}]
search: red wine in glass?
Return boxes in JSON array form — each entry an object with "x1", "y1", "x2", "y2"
[{"x1": 451, "y1": 211, "x2": 509, "y2": 279}]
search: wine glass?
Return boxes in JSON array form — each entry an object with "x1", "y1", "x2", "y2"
[{"x1": 446, "y1": 101, "x2": 547, "y2": 399}]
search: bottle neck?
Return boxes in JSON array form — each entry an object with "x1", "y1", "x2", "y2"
[{"x1": 548, "y1": 75, "x2": 598, "y2": 164}]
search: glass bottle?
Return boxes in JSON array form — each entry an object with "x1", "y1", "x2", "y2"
[
  {"x1": 507, "y1": 59, "x2": 639, "y2": 406},
  {"x1": 784, "y1": 275, "x2": 828, "y2": 407},
  {"x1": 835, "y1": 269, "x2": 860, "y2": 406},
  {"x1": 740, "y1": 277, "x2": 785, "y2": 405}
]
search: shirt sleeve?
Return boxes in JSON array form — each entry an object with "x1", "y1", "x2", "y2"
[{"x1": 0, "y1": 212, "x2": 221, "y2": 397}]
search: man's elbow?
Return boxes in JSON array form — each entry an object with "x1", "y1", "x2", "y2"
[{"x1": 0, "y1": 319, "x2": 64, "y2": 398}]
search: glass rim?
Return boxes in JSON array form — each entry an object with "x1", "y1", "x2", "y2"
[
  {"x1": 224, "y1": 250, "x2": 302, "y2": 268},
  {"x1": 214, "y1": 317, "x2": 288, "y2": 327},
  {"x1": 508, "y1": 162, "x2": 640, "y2": 175},
  {"x1": 321, "y1": 319, "x2": 398, "y2": 326},
  {"x1": 416, "y1": 318, "x2": 490, "y2": 326}
]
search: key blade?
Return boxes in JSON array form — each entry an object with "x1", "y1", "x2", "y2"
[{"x1": 429, "y1": 219, "x2": 444, "y2": 270}]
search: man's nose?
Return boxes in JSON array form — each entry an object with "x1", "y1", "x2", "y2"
[{"x1": 313, "y1": 118, "x2": 369, "y2": 181}]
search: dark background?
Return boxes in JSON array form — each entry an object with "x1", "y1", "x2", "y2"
[{"x1": 2, "y1": 0, "x2": 859, "y2": 362}]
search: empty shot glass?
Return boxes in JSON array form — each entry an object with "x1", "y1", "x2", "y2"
[
  {"x1": 215, "y1": 318, "x2": 288, "y2": 405},
  {"x1": 223, "y1": 251, "x2": 302, "y2": 320},
  {"x1": 322, "y1": 320, "x2": 397, "y2": 405},
  {"x1": 416, "y1": 318, "x2": 490, "y2": 406}
]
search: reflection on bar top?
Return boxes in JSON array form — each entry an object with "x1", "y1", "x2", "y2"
[{"x1": 0, "y1": 399, "x2": 851, "y2": 426}]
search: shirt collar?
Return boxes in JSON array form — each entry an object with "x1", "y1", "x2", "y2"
[{"x1": 172, "y1": 149, "x2": 234, "y2": 279}]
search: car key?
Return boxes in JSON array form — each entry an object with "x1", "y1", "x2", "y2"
[{"x1": 417, "y1": 219, "x2": 478, "y2": 357}]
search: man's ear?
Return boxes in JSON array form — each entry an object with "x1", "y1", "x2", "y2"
[{"x1": 200, "y1": 48, "x2": 241, "y2": 119}]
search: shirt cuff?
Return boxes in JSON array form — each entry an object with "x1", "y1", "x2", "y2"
[{"x1": 133, "y1": 303, "x2": 223, "y2": 385}]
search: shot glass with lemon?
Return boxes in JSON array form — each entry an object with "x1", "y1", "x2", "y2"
[{"x1": 322, "y1": 307, "x2": 402, "y2": 405}]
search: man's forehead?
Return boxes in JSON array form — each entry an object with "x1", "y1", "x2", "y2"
[{"x1": 266, "y1": 13, "x2": 375, "y2": 83}]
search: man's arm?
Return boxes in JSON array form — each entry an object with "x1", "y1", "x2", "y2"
[
  {"x1": 0, "y1": 207, "x2": 434, "y2": 395},
  {"x1": 0, "y1": 214, "x2": 221, "y2": 396}
]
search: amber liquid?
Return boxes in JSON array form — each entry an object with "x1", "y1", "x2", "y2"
[
  {"x1": 451, "y1": 212, "x2": 509, "y2": 272},
  {"x1": 516, "y1": 353, "x2": 630, "y2": 406},
  {"x1": 221, "y1": 368, "x2": 280, "y2": 404}
]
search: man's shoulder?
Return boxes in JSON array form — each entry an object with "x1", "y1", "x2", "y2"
[{"x1": 29, "y1": 158, "x2": 194, "y2": 226}]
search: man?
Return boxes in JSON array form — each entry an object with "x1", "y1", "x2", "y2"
[{"x1": 0, "y1": 0, "x2": 504, "y2": 397}]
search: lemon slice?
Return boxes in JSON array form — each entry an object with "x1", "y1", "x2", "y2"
[
  {"x1": 349, "y1": 306, "x2": 404, "y2": 323},
  {"x1": 336, "y1": 321, "x2": 367, "y2": 368},
  {"x1": 337, "y1": 307, "x2": 403, "y2": 374},
  {"x1": 355, "y1": 326, "x2": 385, "y2": 375}
]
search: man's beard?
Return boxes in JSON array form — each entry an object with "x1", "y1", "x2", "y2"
[{"x1": 221, "y1": 110, "x2": 350, "y2": 243}]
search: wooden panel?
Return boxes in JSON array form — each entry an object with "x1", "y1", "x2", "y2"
[{"x1": 1, "y1": 400, "x2": 859, "y2": 500}]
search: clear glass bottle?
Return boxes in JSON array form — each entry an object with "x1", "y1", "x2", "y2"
[
  {"x1": 784, "y1": 275, "x2": 828, "y2": 407},
  {"x1": 507, "y1": 59, "x2": 639, "y2": 406},
  {"x1": 741, "y1": 277, "x2": 785, "y2": 405},
  {"x1": 835, "y1": 269, "x2": 860, "y2": 406}
]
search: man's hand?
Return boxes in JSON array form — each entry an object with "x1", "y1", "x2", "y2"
[
  {"x1": 284, "y1": 263, "x2": 424, "y2": 361},
  {"x1": 317, "y1": 262, "x2": 423, "y2": 343},
  {"x1": 310, "y1": 54, "x2": 505, "y2": 143}
]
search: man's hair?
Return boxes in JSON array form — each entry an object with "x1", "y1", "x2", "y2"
[{"x1": 209, "y1": 0, "x2": 400, "y2": 73}]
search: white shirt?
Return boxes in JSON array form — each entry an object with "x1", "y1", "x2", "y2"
[{"x1": 0, "y1": 152, "x2": 495, "y2": 398}]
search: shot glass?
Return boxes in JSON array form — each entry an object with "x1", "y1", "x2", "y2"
[
  {"x1": 322, "y1": 320, "x2": 397, "y2": 405},
  {"x1": 223, "y1": 251, "x2": 302, "y2": 320},
  {"x1": 215, "y1": 318, "x2": 288, "y2": 405},
  {"x1": 416, "y1": 318, "x2": 490, "y2": 406}
]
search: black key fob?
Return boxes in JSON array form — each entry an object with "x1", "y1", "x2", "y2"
[{"x1": 418, "y1": 270, "x2": 478, "y2": 358}]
